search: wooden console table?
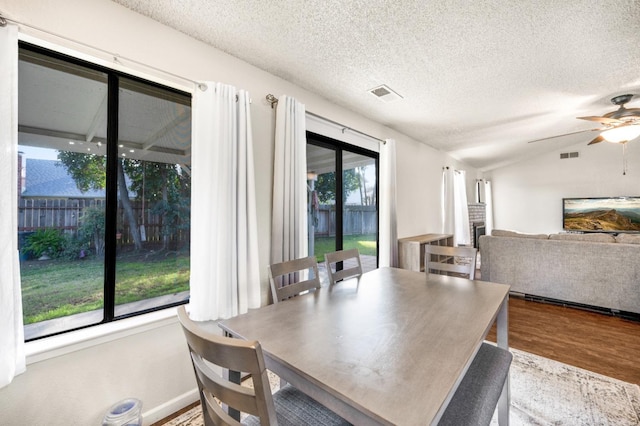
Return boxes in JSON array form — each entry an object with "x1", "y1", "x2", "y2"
[{"x1": 398, "y1": 233, "x2": 453, "y2": 271}]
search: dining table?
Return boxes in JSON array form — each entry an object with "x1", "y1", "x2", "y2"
[{"x1": 218, "y1": 266, "x2": 510, "y2": 426}]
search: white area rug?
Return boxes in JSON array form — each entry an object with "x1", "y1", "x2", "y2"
[
  {"x1": 163, "y1": 349, "x2": 640, "y2": 425},
  {"x1": 491, "y1": 348, "x2": 640, "y2": 425}
]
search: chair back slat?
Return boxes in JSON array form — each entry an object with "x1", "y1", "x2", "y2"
[
  {"x1": 325, "y1": 249, "x2": 363, "y2": 285},
  {"x1": 269, "y1": 256, "x2": 321, "y2": 303},
  {"x1": 424, "y1": 245, "x2": 477, "y2": 280}
]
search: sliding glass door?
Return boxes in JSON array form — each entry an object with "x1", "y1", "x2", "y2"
[{"x1": 306, "y1": 132, "x2": 379, "y2": 273}]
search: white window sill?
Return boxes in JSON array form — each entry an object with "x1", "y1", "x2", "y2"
[{"x1": 25, "y1": 307, "x2": 180, "y2": 365}]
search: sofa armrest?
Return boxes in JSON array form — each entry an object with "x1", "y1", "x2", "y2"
[{"x1": 478, "y1": 235, "x2": 491, "y2": 281}]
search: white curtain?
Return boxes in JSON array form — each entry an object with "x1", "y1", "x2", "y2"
[
  {"x1": 442, "y1": 168, "x2": 455, "y2": 236},
  {"x1": 379, "y1": 139, "x2": 398, "y2": 267},
  {"x1": 189, "y1": 82, "x2": 260, "y2": 321},
  {"x1": 484, "y1": 180, "x2": 494, "y2": 236},
  {"x1": 270, "y1": 96, "x2": 308, "y2": 264},
  {"x1": 442, "y1": 168, "x2": 471, "y2": 246},
  {"x1": 453, "y1": 170, "x2": 471, "y2": 245},
  {"x1": 0, "y1": 24, "x2": 26, "y2": 389}
]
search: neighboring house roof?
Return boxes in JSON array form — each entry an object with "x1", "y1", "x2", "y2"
[{"x1": 22, "y1": 158, "x2": 105, "y2": 199}]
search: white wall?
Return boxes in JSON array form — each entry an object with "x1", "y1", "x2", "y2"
[
  {"x1": 0, "y1": 0, "x2": 475, "y2": 424},
  {"x1": 486, "y1": 139, "x2": 640, "y2": 234},
  {"x1": 0, "y1": 318, "x2": 195, "y2": 425},
  {"x1": 395, "y1": 137, "x2": 476, "y2": 238}
]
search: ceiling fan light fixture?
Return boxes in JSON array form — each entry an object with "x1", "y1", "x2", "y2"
[{"x1": 600, "y1": 125, "x2": 640, "y2": 143}]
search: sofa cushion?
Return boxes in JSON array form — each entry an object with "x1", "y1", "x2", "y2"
[
  {"x1": 548, "y1": 232, "x2": 616, "y2": 243},
  {"x1": 615, "y1": 233, "x2": 640, "y2": 244},
  {"x1": 491, "y1": 229, "x2": 549, "y2": 239}
]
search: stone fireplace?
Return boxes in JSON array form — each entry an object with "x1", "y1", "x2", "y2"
[{"x1": 468, "y1": 203, "x2": 486, "y2": 248}]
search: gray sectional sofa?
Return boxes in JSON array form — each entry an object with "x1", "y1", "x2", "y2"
[{"x1": 479, "y1": 230, "x2": 640, "y2": 316}]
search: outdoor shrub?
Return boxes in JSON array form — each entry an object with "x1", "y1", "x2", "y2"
[
  {"x1": 60, "y1": 233, "x2": 90, "y2": 260},
  {"x1": 23, "y1": 228, "x2": 66, "y2": 259},
  {"x1": 78, "y1": 206, "x2": 106, "y2": 256}
]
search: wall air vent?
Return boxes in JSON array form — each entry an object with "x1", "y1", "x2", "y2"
[
  {"x1": 368, "y1": 84, "x2": 403, "y2": 103},
  {"x1": 560, "y1": 151, "x2": 579, "y2": 159}
]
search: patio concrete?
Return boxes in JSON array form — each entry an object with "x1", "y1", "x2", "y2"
[{"x1": 24, "y1": 291, "x2": 189, "y2": 340}]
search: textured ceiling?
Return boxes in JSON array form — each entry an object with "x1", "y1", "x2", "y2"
[{"x1": 113, "y1": 0, "x2": 640, "y2": 171}]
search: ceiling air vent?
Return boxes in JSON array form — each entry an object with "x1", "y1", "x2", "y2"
[
  {"x1": 560, "y1": 152, "x2": 579, "y2": 159},
  {"x1": 368, "y1": 84, "x2": 403, "y2": 103}
]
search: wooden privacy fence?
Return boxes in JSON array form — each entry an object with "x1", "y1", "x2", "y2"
[
  {"x1": 314, "y1": 204, "x2": 377, "y2": 237},
  {"x1": 19, "y1": 198, "x2": 105, "y2": 232},
  {"x1": 18, "y1": 197, "x2": 188, "y2": 246},
  {"x1": 18, "y1": 198, "x2": 369, "y2": 244}
]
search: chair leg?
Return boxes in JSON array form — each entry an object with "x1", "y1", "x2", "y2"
[
  {"x1": 223, "y1": 368, "x2": 242, "y2": 421},
  {"x1": 279, "y1": 377, "x2": 288, "y2": 390}
]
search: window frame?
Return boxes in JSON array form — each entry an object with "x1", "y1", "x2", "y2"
[{"x1": 19, "y1": 41, "x2": 192, "y2": 341}]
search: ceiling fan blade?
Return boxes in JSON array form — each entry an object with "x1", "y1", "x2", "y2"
[
  {"x1": 526, "y1": 128, "x2": 601, "y2": 144},
  {"x1": 588, "y1": 135, "x2": 605, "y2": 145},
  {"x1": 577, "y1": 116, "x2": 623, "y2": 125}
]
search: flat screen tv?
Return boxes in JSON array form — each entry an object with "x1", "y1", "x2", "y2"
[{"x1": 563, "y1": 197, "x2": 640, "y2": 233}]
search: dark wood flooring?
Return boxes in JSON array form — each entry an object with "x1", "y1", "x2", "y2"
[{"x1": 486, "y1": 296, "x2": 640, "y2": 385}]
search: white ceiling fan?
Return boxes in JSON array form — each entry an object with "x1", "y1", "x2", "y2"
[
  {"x1": 528, "y1": 94, "x2": 640, "y2": 145},
  {"x1": 577, "y1": 94, "x2": 640, "y2": 145},
  {"x1": 528, "y1": 94, "x2": 640, "y2": 175}
]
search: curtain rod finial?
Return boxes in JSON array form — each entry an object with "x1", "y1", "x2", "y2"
[{"x1": 266, "y1": 94, "x2": 278, "y2": 108}]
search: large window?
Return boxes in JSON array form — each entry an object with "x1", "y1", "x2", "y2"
[
  {"x1": 17, "y1": 44, "x2": 191, "y2": 340},
  {"x1": 306, "y1": 132, "x2": 379, "y2": 272}
]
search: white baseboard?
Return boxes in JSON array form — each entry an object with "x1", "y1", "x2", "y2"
[{"x1": 142, "y1": 388, "x2": 200, "y2": 425}]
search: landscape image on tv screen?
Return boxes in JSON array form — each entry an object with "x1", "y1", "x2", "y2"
[{"x1": 563, "y1": 197, "x2": 640, "y2": 233}]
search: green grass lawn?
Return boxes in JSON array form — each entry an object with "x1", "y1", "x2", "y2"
[
  {"x1": 20, "y1": 254, "x2": 189, "y2": 324},
  {"x1": 21, "y1": 235, "x2": 375, "y2": 325},
  {"x1": 313, "y1": 233, "x2": 377, "y2": 262}
]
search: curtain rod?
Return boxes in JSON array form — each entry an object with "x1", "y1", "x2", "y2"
[
  {"x1": 0, "y1": 13, "x2": 207, "y2": 92},
  {"x1": 266, "y1": 93, "x2": 386, "y2": 144},
  {"x1": 443, "y1": 166, "x2": 465, "y2": 174}
]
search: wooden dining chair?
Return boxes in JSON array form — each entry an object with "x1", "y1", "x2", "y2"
[
  {"x1": 268, "y1": 256, "x2": 322, "y2": 303},
  {"x1": 424, "y1": 245, "x2": 478, "y2": 280},
  {"x1": 324, "y1": 248, "x2": 363, "y2": 286},
  {"x1": 177, "y1": 306, "x2": 351, "y2": 426}
]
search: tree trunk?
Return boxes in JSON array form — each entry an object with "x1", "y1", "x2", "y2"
[
  {"x1": 360, "y1": 167, "x2": 369, "y2": 206},
  {"x1": 161, "y1": 167, "x2": 169, "y2": 250},
  {"x1": 118, "y1": 160, "x2": 143, "y2": 250},
  {"x1": 94, "y1": 230, "x2": 105, "y2": 255}
]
